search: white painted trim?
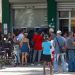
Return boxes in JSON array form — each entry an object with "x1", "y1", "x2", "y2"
[{"x1": 59, "y1": 18, "x2": 69, "y2": 19}]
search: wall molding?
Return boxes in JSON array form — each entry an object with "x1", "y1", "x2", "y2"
[
  {"x1": 11, "y1": 3, "x2": 47, "y2": 9},
  {"x1": 9, "y1": 0, "x2": 46, "y2": 3}
]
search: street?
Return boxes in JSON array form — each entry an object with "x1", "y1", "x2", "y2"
[{"x1": 0, "y1": 66, "x2": 75, "y2": 75}]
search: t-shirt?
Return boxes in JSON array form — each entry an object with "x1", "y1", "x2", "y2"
[
  {"x1": 32, "y1": 34, "x2": 43, "y2": 50},
  {"x1": 54, "y1": 36, "x2": 66, "y2": 53},
  {"x1": 42, "y1": 41, "x2": 51, "y2": 55},
  {"x1": 17, "y1": 33, "x2": 24, "y2": 42},
  {"x1": 67, "y1": 37, "x2": 74, "y2": 49}
]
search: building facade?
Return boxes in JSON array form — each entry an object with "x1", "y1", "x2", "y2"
[{"x1": 2, "y1": 0, "x2": 75, "y2": 34}]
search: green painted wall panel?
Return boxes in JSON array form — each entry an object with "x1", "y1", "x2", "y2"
[{"x1": 47, "y1": 0, "x2": 57, "y2": 31}]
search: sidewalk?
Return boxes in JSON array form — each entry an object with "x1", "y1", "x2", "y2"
[{"x1": 0, "y1": 66, "x2": 75, "y2": 75}]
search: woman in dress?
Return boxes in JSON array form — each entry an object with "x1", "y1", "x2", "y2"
[{"x1": 20, "y1": 33, "x2": 30, "y2": 65}]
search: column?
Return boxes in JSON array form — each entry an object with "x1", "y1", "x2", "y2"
[
  {"x1": 47, "y1": 0, "x2": 57, "y2": 31},
  {"x1": 2, "y1": 0, "x2": 11, "y2": 34}
]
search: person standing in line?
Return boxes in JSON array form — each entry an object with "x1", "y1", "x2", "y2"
[
  {"x1": 67, "y1": 32, "x2": 75, "y2": 72},
  {"x1": 13, "y1": 34, "x2": 21, "y2": 66},
  {"x1": 20, "y1": 33, "x2": 30, "y2": 65},
  {"x1": 17, "y1": 30, "x2": 24, "y2": 42},
  {"x1": 42, "y1": 34, "x2": 53, "y2": 75},
  {"x1": 53, "y1": 30, "x2": 67, "y2": 72},
  {"x1": 49, "y1": 28, "x2": 55, "y2": 40},
  {"x1": 32, "y1": 31, "x2": 43, "y2": 65},
  {"x1": 48, "y1": 28, "x2": 55, "y2": 64},
  {"x1": 63, "y1": 32, "x2": 68, "y2": 62}
]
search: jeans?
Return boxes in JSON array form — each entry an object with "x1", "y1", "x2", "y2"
[
  {"x1": 68, "y1": 50, "x2": 75, "y2": 72},
  {"x1": 15, "y1": 51, "x2": 20, "y2": 64},
  {"x1": 54, "y1": 53, "x2": 66, "y2": 72},
  {"x1": 68, "y1": 50, "x2": 75, "y2": 61},
  {"x1": 14, "y1": 45, "x2": 20, "y2": 64},
  {"x1": 33, "y1": 50, "x2": 42, "y2": 63}
]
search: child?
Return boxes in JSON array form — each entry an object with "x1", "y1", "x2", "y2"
[{"x1": 42, "y1": 34, "x2": 53, "y2": 75}]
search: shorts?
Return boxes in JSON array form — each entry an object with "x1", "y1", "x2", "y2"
[{"x1": 42, "y1": 54, "x2": 52, "y2": 62}]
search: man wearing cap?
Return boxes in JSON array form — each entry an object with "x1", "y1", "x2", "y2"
[
  {"x1": 53, "y1": 30, "x2": 67, "y2": 72},
  {"x1": 67, "y1": 32, "x2": 75, "y2": 72}
]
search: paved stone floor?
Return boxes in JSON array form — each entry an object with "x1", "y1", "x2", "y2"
[{"x1": 0, "y1": 66, "x2": 75, "y2": 75}]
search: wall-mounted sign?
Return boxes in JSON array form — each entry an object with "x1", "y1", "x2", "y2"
[{"x1": 4, "y1": 23, "x2": 8, "y2": 34}]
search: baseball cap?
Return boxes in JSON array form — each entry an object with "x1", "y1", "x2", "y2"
[{"x1": 57, "y1": 30, "x2": 62, "y2": 34}]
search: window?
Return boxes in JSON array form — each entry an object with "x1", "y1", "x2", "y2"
[
  {"x1": 59, "y1": 19, "x2": 68, "y2": 33},
  {"x1": 59, "y1": 11, "x2": 69, "y2": 18},
  {"x1": 71, "y1": 11, "x2": 75, "y2": 18}
]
